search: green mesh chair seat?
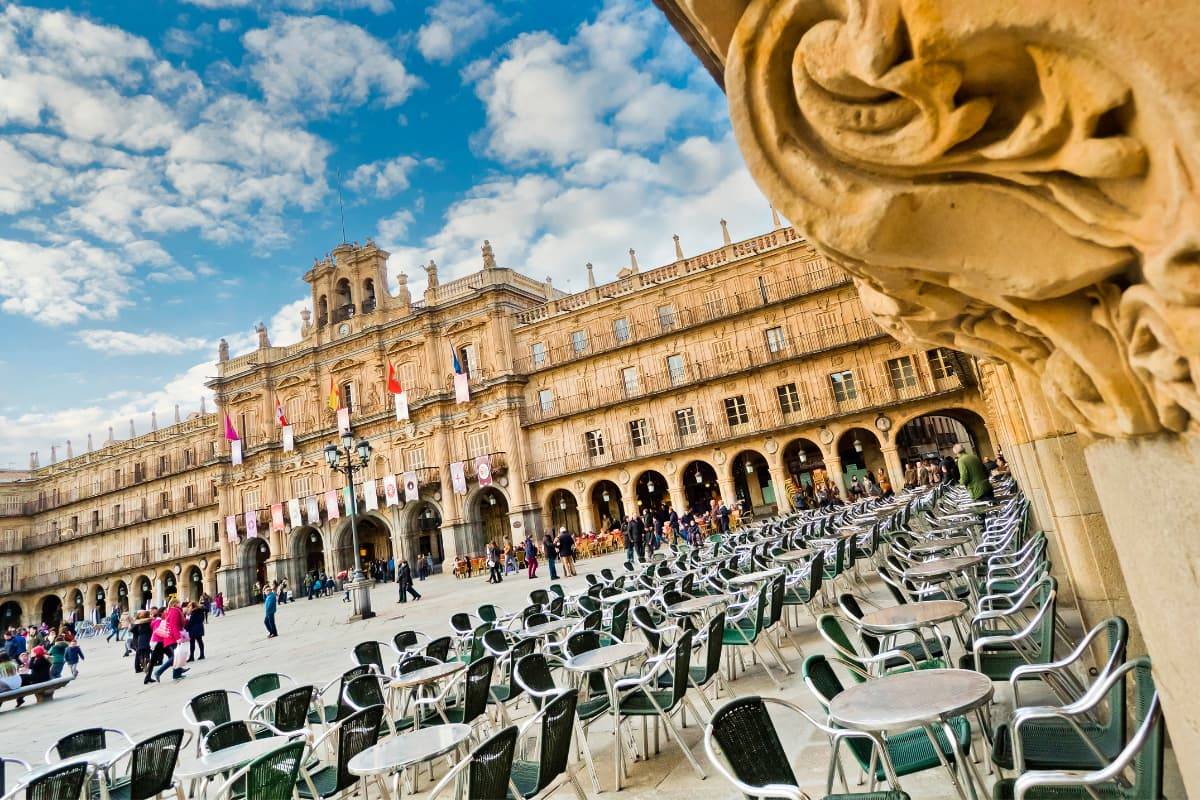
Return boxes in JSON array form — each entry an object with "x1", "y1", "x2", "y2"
[
  {"x1": 230, "y1": 741, "x2": 305, "y2": 800},
  {"x1": 616, "y1": 689, "x2": 676, "y2": 714},
  {"x1": 457, "y1": 624, "x2": 494, "y2": 664},
  {"x1": 189, "y1": 692, "x2": 235, "y2": 733},
  {"x1": 245, "y1": 674, "x2": 285, "y2": 700},
  {"x1": 958, "y1": 649, "x2": 1025, "y2": 679},
  {"x1": 52, "y1": 728, "x2": 116, "y2": 759},
  {"x1": 343, "y1": 676, "x2": 395, "y2": 737},
  {"x1": 991, "y1": 781, "x2": 1127, "y2": 800},
  {"x1": 268, "y1": 687, "x2": 315, "y2": 736},
  {"x1": 507, "y1": 691, "x2": 580, "y2": 799},
  {"x1": 297, "y1": 706, "x2": 384, "y2": 800},
  {"x1": 990, "y1": 719, "x2": 1114, "y2": 771},
  {"x1": 423, "y1": 656, "x2": 494, "y2": 728},
  {"x1": 352, "y1": 642, "x2": 386, "y2": 674},
  {"x1": 204, "y1": 722, "x2": 254, "y2": 752},
  {"x1": 21, "y1": 762, "x2": 90, "y2": 800},
  {"x1": 577, "y1": 694, "x2": 611, "y2": 721},
  {"x1": 489, "y1": 638, "x2": 536, "y2": 709},
  {"x1": 310, "y1": 665, "x2": 371, "y2": 726},
  {"x1": 104, "y1": 730, "x2": 184, "y2": 800}
]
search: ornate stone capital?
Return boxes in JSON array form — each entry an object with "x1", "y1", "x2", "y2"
[{"x1": 676, "y1": 0, "x2": 1200, "y2": 438}]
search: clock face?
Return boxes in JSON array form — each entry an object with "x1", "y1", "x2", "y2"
[{"x1": 338, "y1": 323, "x2": 350, "y2": 336}]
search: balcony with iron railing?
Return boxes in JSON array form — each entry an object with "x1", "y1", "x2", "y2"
[
  {"x1": 525, "y1": 370, "x2": 970, "y2": 481},
  {"x1": 332, "y1": 303, "x2": 356, "y2": 323},
  {"x1": 19, "y1": 541, "x2": 220, "y2": 592},
  {"x1": 521, "y1": 318, "x2": 885, "y2": 426},
  {"x1": 513, "y1": 260, "x2": 848, "y2": 374}
]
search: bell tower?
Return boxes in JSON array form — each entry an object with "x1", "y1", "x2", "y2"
[{"x1": 303, "y1": 240, "x2": 392, "y2": 342}]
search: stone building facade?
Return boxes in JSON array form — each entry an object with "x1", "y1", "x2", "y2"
[{"x1": 0, "y1": 225, "x2": 993, "y2": 625}]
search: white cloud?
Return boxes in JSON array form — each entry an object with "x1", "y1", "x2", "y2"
[
  {"x1": 377, "y1": 208, "x2": 415, "y2": 241},
  {"x1": 183, "y1": 0, "x2": 393, "y2": 12},
  {"x1": 346, "y1": 155, "x2": 423, "y2": 198},
  {"x1": 0, "y1": 238, "x2": 133, "y2": 324},
  {"x1": 76, "y1": 329, "x2": 211, "y2": 355},
  {"x1": 417, "y1": 0, "x2": 501, "y2": 63},
  {"x1": 243, "y1": 15, "x2": 419, "y2": 115}
]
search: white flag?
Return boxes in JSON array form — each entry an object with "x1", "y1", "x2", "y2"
[
  {"x1": 270, "y1": 503, "x2": 285, "y2": 531},
  {"x1": 306, "y1": 496, "x2": 321, "y2": 525},
  {"x1": 383, "y1": 473, "x2": 401, "y2": 506},
  {"x1": 281, "y1": 425, "x2": 294, "y2": 452},
  {"x1": 402, "y1": 471, "x2": 418, "y2": 502},
  {"x1": 287, "y1": 498, "x2": 303, "y2": 528},
  {"x1": 454, "y1": 372, "x2": 470, "y2": 404},
  {"x1": 225, "y1": 515, "x2": 239, "y2": 542},
  {"x1": 245, "y1": 511, "x2": 259, "y2": 539},
  {"x1": 475, "y1": 454, "x2": 492, "y2": 486},
  {"x1": 450, "y1": 461, "x2": 467, "y2": 495},
  {"x1": 325, "y1": 489, "x2": 341, "y2": 519},
  {"x1": 230, "y1": 439, "x2": 243, "y2": 465},
  {"x1": 336, "y1": 407, "x2": 350, "y2": 434},
  {"x1": 363, "y1": 479, "x2": 378, "y2": 511},
  {"x1": 395, "y1": 391, "x2": 409, "y2": 421}
]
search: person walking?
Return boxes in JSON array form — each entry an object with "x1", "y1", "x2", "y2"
[
  {"x1": 212, "y1": 592, "x2": 224, "y2": 617},
  {"x1": 954, "y1": 444, "x2": 994, "y2": 501},
  {"x1": 263, "y1": 583, "x2": 279, "y2": 639},
  {"x1": 397, "y1": 560, "x2": 421, "y2": 603},
  {"x1": 556, "y1": 527, "x2": 576, "y2": 577},
  {"x1": 487, "y1": 541, "x2": 504, "y2": 584},
  {"x1": 523, "y1": 533, "x2": 538, "y2": 579},
  {"x1": 64, "y1": 639, "x2": 84, "y2": 678},
  {"x1": 628, "y1": 513, "x2": 646, "y2": 562},
  {"x1": 145, "y1": 600, "x2": 187, "y2": 683},
  {"x1": 48, "y1": 636, "x2": 67, "y2": 679},
  {"x1": 105, "y1": 608, "x2": 121, "y2": 643},
  {"x1": 186, "y1": 602, "x2": 206, "y2": 661},
  {"x1": 542, "y1": 531, "x2": 559, "y2": 581},
  {"x1": 622, "y1": 515, "x2": 636, "y2": 563},
  {"x1": 129, "y1": 611, "x2": 151, "y2": 671}
]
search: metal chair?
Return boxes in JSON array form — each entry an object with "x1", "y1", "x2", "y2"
[
  {"x1": 424, "y1": 636, "x2": 453, "y2": 663},
  {"x1": 0, "y1": 758, "x2": 30, "y2": 799},
  {"x1": 212, "y1": 740, "x2": 307, "y2": 800},
  {"x1": 351, "y1": 641, "x2": 389, "y2": 674},
  {"x1": 296, "y1": 706, "x2": 385, "y2": 800},
  {"x1": 102, "y1": 729, "x2": 186, "y2": 800},
  {"x1": 46, "y1": 728, "x2": 135, "y2": 763},
  {"x1": 241, "y1": 673, "x2": 298, "y2": 705},
  {"x1": 0, "y1": 762, "x2": 90, "y2": 800},
  {"x1": 427, "y1": 725, "x2": 520, "y2": 800},
  {"x1": 182, "y1": 691, "x2": 244, "y2": 748},
  {"x1": 509, "y1": 690, "x2": 590, "y2": 800}
]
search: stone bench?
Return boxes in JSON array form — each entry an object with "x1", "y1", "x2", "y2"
[{"x1": 0, "y1": 676, "x2": 74, "y2": 707}]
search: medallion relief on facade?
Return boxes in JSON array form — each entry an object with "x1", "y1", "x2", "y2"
[{"x1": 722, "y1": 0, "x2": 1200, "y2": 438}]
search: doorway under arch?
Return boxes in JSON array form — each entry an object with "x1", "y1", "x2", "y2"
[
  {"x1": 135, "y1": 575, "x2": 153, "y2": 610},
  {"x1": 681, "y1": 460, "x2": 719, "y2": 514},
  {"x1": 896, "y1": 408, "x2": 994, "y2": 461},
  {"x1": 634, "y1": 470, "x2": 667, "y2": 513},
  {"x1": 781, "y1": 437, "x2": 828, "y2": 505},
  {"x1": 548, "y1": 489, "x2": 581, "y2": 535},
  {"x1": 473, "y1": 487, "x2": 510, "y2": 550},
  {"x1": 40, "y1": 595, "x2": 62, "y2": 627},
  {"x1": 90, "y1": 584, "x2": 107, "y2": 620},
  {"x1": 732, "y1": 450, "x2": 775, "y2": 513},
  {"x1": 293, "y1": 526, "x2": 326, "y2": 579},
  {"x1": 112, "y1": 580, "x2": 129, "y2": 612},
  {"x1": 186, "y1": 566, "x2": 204, "y2": 601},
  {"x1": 409, "y1": 502, "x2": 444, "y2": 564},
  {"x1": 590, "y1": 481, "x2": 624, "y2": 531},
  {"x1": 162, "y1": 570, "x2": 179, "y2": 602},
  {"x1": 68, "y1": 588, "x2": 84, "y2": 622},
  {"x1": 837, "y1": 427, "x2": 886, "y2": 492},
  {"x1": 241, "y1": 538, "x2": 271, "y2": 598},
  {"x1": 334, "y1": 515, "x2": 392, "y2": 576},
  {"x1": 0, "y1": 600, "x2": 20, "y2": 630}
]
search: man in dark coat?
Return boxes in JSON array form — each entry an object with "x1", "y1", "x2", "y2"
[{"x1": 397, "y1": 560, "x2": 421, "y2": 603}]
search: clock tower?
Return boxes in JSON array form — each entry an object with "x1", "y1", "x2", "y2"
[{"x1": 303, "y1": 240, "x2": 393, "y2": 343}]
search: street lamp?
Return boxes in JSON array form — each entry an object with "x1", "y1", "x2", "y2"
[
  {"x1": 324, "y1": 430, "x2": 375, "y2": 620},
  {"x1": 853, "y1": 437, "x2": 864, "y2": 453}
]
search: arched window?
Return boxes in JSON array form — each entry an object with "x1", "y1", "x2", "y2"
[
  {"x1": 363, "y1": 278, "x2": 377, "y2": 313},
  {"x1": 317, "y1": 295, "x2": 328, "y2": 326},
  {"x1": 334, "y1": 279, "x2": 354, "y2": 322}
]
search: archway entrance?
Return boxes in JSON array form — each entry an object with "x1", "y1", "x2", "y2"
[
  {"x1": 548, "y1": 489, "x2": 581, "y2": 535},
  {"x1": 294, "y1": 527, "x2": 326, "y2": 579},
  {"x1": 590, "y1": 481, "x2": 624, "y2": 531},
  {"x1": 187, "y1": 566, "x2": 204, "y2": 601},
  {"x1": 634, "y1": 470, "x2": 667, "y2": 514},
  {"x1": 781, "y1": 438, "x2": 828, "y2": 506},
  {"x1": 40, "y1": 595, "x2": 62, "y2": 627},
  {"x1": 113, "y1": 580, "x2": 129, "y2": 612},
  {"x1": 162, "y1": 571, "x2": 178, "y2": 601},
  {"x1": 335, "y1": 516, "x2": 392, "y2": 577},
  {"x1": 68, "y1": 589, "x2": 84, "y2": 623},
  {"x1": 682, "y1": 461, "x2": 719, "y2": 514},
  {"x1": 732, "y1": 451, "x2": 775, "y2": 513},
  {"x1": 91, "y1": 585, "x2": 107, "y2": 619},
  {"x1": 411, "y1": 502, "x2": 444, "y2": 563},
  {"x1": 0, "y1": 601, "x2": 20, "y2": 630},
  {"x1": 242, "y1": 538, "x2": 271, "y2": 598},
  {"x1": 475, "y1": 488, "x2": 510, "y2": 549},
  {"x1": 896, "y1": 409, "x2": 994, "y2": 461},
  {"x1": 136, "y1": 576, "x2": 153, "y2": 610},
  {"x1": 837, "y1": 428, "x2": 885, "y2": 494}
]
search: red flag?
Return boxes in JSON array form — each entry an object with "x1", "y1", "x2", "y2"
[
  {"x1": 275, "y1": 397, "x2": 288, "y2": 427},
  {"x1": 386, "y1": 361, "x2": 403, "y2": 394}
]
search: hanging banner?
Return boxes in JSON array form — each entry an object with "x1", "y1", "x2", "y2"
[
  {"x1": 225, "y1": 515, "x2": 239, "y2": 542},
  {"x1": 245, "y1": 511, "x2": 259, "y2": 539},
  {"x1": 325, "y1": 489, "x2": 341, "y2": 519},
  {"x1": 336, "y1": 407, "x2": 350, "y2": 435},
  {"x1": 230, "y1": 439, "x2": 243, "y2": 465},
  {"x1": 453, "y1": 373, "x2": 470, "y2": 404},
  {"x1": 281, "y1": 425, "x2": 294, "y2": 452},
  {"x1": 362, "y1": 479, "x2": 378, "y2": 511},
  {"x1": 395, "y1": 392, "x2": 409, "y2": 422},
  {"x1": 450, "y1": 461, "x2": 468, "y2": 495},
  {"x1": 270, "y1": 503, "x2": 286, "y2": 531},
  {"x1": 475, "y1": 454, "x2": 492, "y2": 487},
  {"x1": 287, "y1": 498, "x2": 303, "y2": 528},
  {"x1": 383, "y1": 473, "x2": 401, "y2": 506},
  {"x1": 305, "y1": 495, "x2": 321, "y2": 525},
  {"x1": 343, "y1": 486, "x2": 354, "y2": 515},
  {"x1": 401, "y1": 471, "x2": 418, "y2": 502}
]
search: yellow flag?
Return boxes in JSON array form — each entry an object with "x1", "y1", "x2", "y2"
[{"x1": 326, "y1": 377, "x2": 340, "y2": 412}]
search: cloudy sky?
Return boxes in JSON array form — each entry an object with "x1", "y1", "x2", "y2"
[{"x1": 0, "y1": 0, "x2": 776, "y2": 468}]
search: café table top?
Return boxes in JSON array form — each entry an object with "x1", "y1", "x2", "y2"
[
  {"x1": 903, "y1": 555, "x2": 983, "y2": 581},
  {"x1": 600, "y1": 590, "x2": 650, "y2": 605},
  {"x1": 829, "y1": 669, "x2": 993, "y2": 732},
  {"x1": 524, "y1": 617, "x2": 580, "y2": 637},
  {"x1": 176, "y1": 737, "x2": 294, "y2": 781},
  {"x1": 665, "y1": 595, "x2": 727, "y2": 616},
  {"x1": 727, "y1": 569, "x2": 783, "y2": 586},
  {"x1": 19, "y1": 747, "x2": 130, "y2": 784},
  {"x1": 907, "y1": 535, "x2": 972, "y2": 554},
  {"x1": 564, "y1": 642, "x2": 647, "y2": 672},
  {"x1": 859, "y1": 600, "x2": 968, "y2": 632},
  {"x1": 348, "y1": 724, "x2": 472, "y2": 776},
  {"x1": 389, "y1": 660, "x2": 465, "y2": 689},
  {"x1": 772, "y1": 550, "x2": 813, "y2": 563}
]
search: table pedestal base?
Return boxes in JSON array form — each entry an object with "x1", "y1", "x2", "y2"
[{"x1": 348, "y1": 579, "x2": 376, "y2": 621}]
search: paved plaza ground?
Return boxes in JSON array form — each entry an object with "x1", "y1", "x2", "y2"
[{"x1": 0, "y1": 551, "x2": 1183, "y2": 799}]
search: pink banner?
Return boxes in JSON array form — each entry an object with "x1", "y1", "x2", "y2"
[
  {"x1": 245, "y1": 511, "x2": 258, "y2": 539},
  {"x1": 450, "y1": 461, "x2": 467, "y2": 495},
  {"x1": 270, "y1": 502, "x2": 285, "y2": 531},
  {"x1": 325, "y1": 489, "x2": 341, "y2": 519},
  {"x1": 225, "y1": 515, "x2": 239, "y2": 542},
  {"x1": 475, "y1": 454, "x2": 492, "y2": 486}
]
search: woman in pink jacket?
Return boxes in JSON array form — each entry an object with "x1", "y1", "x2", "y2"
[{"x1": 144, "y1": 599, "x2": 189, "y2": 684}]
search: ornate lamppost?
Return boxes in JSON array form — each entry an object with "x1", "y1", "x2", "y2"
[{"x1": 324, "y1": 430, "x2": 375, "y2": 620}]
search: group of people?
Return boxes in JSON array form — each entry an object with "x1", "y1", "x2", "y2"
[
  {"x1": 124, "y1": 597, "x2": 209, "y2": 685},
  {"x1": 902, "y1": 445, "x2": 1001, "y2": 500},
  {"x1": 0, "y1": 623, "x2": 86, "y2": 706}
]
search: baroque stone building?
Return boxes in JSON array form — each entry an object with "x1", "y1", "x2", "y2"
[{"x1": 0, "y1": 224, "x2": 992, "y2": 626}]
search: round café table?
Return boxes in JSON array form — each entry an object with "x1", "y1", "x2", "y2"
[
  {"x1": 600, "y1": 590, "x2": 650, "y2": 606},
  {"x1": 903, "y1": 555, "x2": 982, "y2": 582},
  {"x1": 907, "y1": 535, "x2": 972, "y2": 556},
  {"x1": 22, "y1": 747, "x2": 130, "y2": 800},
  {"x1": 563, "y1": 642, "x2": 647, "y2": 791},
  {"x1": 348, "y1": 723, "x2": 472, "y2": 800},
  {"x1": 829, "y1": 669, "x2": 992, "y2": 800},
  {"x1": 859, "y1": 599, "x2": 969, "y2": 650},
  {"x1": 176, "y1": 736, "x2": 294, "y2": 798},
  {"x1": 727, "y1": 569, "x2": 783, "y2": 588},
  {"x1": 665, "y1": 595, "x2": 726, "y2": 620},
  {"x1": 389, "y1": 661, "x2": 466, "y2": 728}
]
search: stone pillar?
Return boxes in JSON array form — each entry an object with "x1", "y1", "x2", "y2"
[
  {"x1": 577, "y1": 501, "x2": 594, "y2": 535},
  {"x1": 879, "y1": 445, "x2": 905, "y2": 490},
  {"x1": 666, "y1": 471, "x2": 687, "y2": 517},
  {"x1": 767, "y1": 452, "x2": 791, "y2": 511},
  {"x1": 716, "y1": 474, "x2": 737, "y2": 507},
  {"x1": 153, "y1": 578, "x2": 165, "y2": 608},
  {"x1": 824, "y1": 453, "x2": 844, "y2": 491}
]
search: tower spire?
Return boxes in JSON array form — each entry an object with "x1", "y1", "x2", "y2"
[
  {"x1": 673, "y1": 234, "x2": 684, "y2": 260},
  {"x1": 720, "y1": 218, "x2": 732, "y2": 245}
]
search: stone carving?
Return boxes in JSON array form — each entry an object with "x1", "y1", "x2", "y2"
[
  {"x1": 256, "y1": 322, "x2": 270, "y2": 349},
  {"x1": 717, "y1": 0, "x2": 1200, "y2": 437},
  {"x1": 425, "y1": 260, "x2": 439, "y2": 288},
  {"x1": 218, "y1": 338, "x2": 229, "y2": 362},
  {"x1": 482, "y1": 240, "x2": 497, "y2": 270}
]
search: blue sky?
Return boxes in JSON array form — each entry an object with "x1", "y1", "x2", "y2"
[{"x1": 0, "y1": 0, "x2": 775, "y2": 468}]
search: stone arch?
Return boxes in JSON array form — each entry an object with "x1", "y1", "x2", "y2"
[
  {"x1": 334, "y1": 277, "x2": 353, "y2": 309},
  {"x1": 363, "y1": 277, "x2": 377, "y2": 310},
  {"x1": 203, "y1": 558, "x2": 221, "y2": 597},
  {"x1": 465, "y1": 486, "x2": 511, "y2": 553},
  {"x1": 0, "y1": 599, "x2": 22, "y2": 629},
  {"x1": 633, "y1": 469, "x2": 668, "y2": 512},
  {"x1": 239, "y1": 536, "x2": 272, "y2": 601},
  {"x1": 332, "y1": 512, "x2": 392, "y2": 576},
  {"x1": 893, "y1": 406, "x2": 995, "y2": 461},
  {"x1": 731, "y1": 449, "x2": 776, "y2": 513},
  {"x1": 39, "y1": 594, "x2": 63, "y2": 627},
  {"x1": 161, "y1": 568, "x2": 180, "y2": 603},
  {"x1": 288, "y1": 525, "x2": 328, "y2": 588},
  {"x1": 403, "y1": 498, "x2": 445, "y2": 564},
  {"x1": 109, "y1": 578, "x2": 130, "y2": 612},
  {"x1": 780, "y1": 436, "x2": 829, "y2": 505},
  {"x1": 546, "y1": 488, "x2": 581, "y2": 535},
  {"x1": 88, "y1": 583, "x2": 108, "y2": 620},
  {"x1": 589, "y1": 479, "x2": 625, "y2": 532},
  {"x1": 185, "y1": 564, "x2": 205, "y2": 601},
  {"x1": 680, "y1": 460, "x2": 720, "y2": 514},
  {"x1": 132, "y1": 574, "x2": 154, "y2": 610},
  {"x1": 836, "y1": 427, "x2": 886, "y2": 493},
  {"x1": 67, "y1": 587, "x2": 84, "y2": 622}
]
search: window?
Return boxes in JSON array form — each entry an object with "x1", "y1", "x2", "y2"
[
  {"x1": 628, "y1": 419, "x2": 650, "y2": 448},
  {"x1": 674, "y1": 407, "x2": 698, "y2": 438},
  {"x1": 711, "y1": 338, "x2": 735, "y2": 364},
  {"x1": 286, "y1": 397, "x2": 303, "y2": 431},
  {"x1": 777, "y1": 382, "x2": 802, "y2": 414},
  {"x1": 887, "y1": 355, "x2": 918, "y2": 389},
  {"x1": 210, "y1": 480, "x2": 218, "y2": 501},
  {"x1": 585, "y1": 430, "x2": 606, "y2": 458},
  {"x1": 570, "y1": 329, "x2": 589, "y2": 354},
  {"x1": 537, "y1": 388, "x2": 555, "y2": 414},
  {"x1": 91, "y1": 509, "x2": 100, "y2": 528},
  {"x1": 112, "y1": 504, "x2": 122, "y2": 524},
  {"x1": 184, "y1": 448, "x2": 194, "y2": 467},
  {"x1": 292, "y1": 474, "x2": 312, "y2": 497},
  {"x1": 160, "y1": 532, "x2": 170, "y2": 554},
  {"x1": 341, "y1": 382, "x2": 355, "y2": 413},
  {"x1": 613, "y1": 318, "x2": 630, "y2": 343},
  {"x1": 541, "y1": 439, "x2": 561, "y2": 462},
  {"x1": 666, "y1": 354, "x2": 686, "y2": 385},
  {"x1": 186, "y1": 527, "x2": 197, "y2": 549},
  {"x1": 926, "y1": 348, "x2": 957, "y2": 379},
  {"x1": 724, "y1": 395, "x2": 750, "y2": 427},
  {"x1": 758, "y1": 275, "x2": 770, "y2": 304},
  {"x1": 159, "y1": 491, "x2": 170, "y2": 512},
  {"x1": 657, "y1": 304, "x2": 676, "y2": 331},
  {"x1": 765, "y1": 326, "x2": 787, "y2": 354},
  {"x1": 466, "y1": 430, "x2": 491, "y2": 459},
  {"x1": 703, "y1": 289, "x2": 725, "y2": 318},
  {"x1": 830, "y1": 370, "x2": 858, "y2": 402},
  {"x1": 620, "y1": 366, "x2": 640, "y2": 397},
  {"x1": 458, "y1": 344, "x2": 477, "y2": 379},
  {"x1": 212, "y1": 521, "x2": 220, "y2": 544},
  {"x1": 242, "y1": 489, "x2": 260, "y2": 514},
  {"x1": 185, "y1": 485, "x2": 194, "y2": 505},
  {"x1": 158, "y1": 455, "x2": 169, "y2": 475},
  {"x1": 398, "y1": 361, "x2": 416, "y2": 393},
  {"x1": 69, "y1": 515, "x2": 77, "y2": 532},
  {"x1": 406, "y1": 446, "x2": 427, "y2": 471},
  {"x1": 531, "y1": 342, "x2": 547, "y2": 367},
  {"x1": 815, "y1": 309, "x2": 839, "y2": 333}
]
